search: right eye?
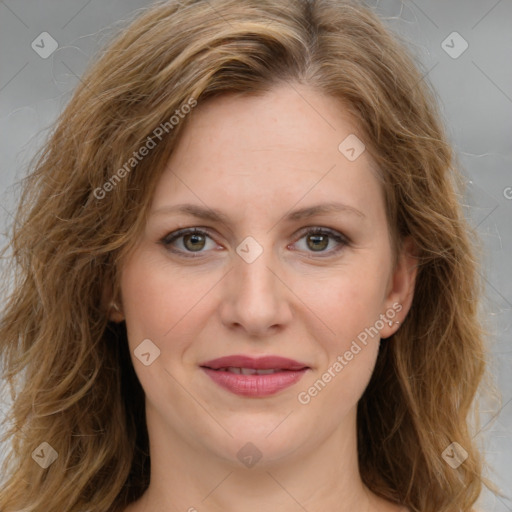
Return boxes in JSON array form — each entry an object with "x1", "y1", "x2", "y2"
[{"x1": 160, "y1": 228, "x2": 221, "y2": 257}]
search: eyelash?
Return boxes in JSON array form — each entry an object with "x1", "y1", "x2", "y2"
[{"x1": 160, "y1": 227, "x2": 349, "y2": 259}]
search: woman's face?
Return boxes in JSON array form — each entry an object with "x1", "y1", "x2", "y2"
[{"x1": 117, "y1": 84, "x2": 416, "y2": 467}]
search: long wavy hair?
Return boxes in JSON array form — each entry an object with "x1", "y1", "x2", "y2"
[{"x1": 0, "y1": 0, "x2": 487, "y2": 511}]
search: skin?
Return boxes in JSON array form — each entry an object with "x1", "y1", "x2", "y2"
[{"x1": 116, "y1": 83, "x2": 417, "y2": 512}]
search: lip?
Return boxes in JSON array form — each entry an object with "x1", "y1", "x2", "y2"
[
  {"x1": 200, "y1": 355, "x2": 310, "y2": 397},
  {"x1": 201, "y1": 355, "x2": 308, "y2": 371}
]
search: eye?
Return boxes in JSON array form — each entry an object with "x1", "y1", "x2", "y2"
[
  {"x1": 291, "y1": 227, "x2": 348, "y2": 256},
  {"x1": 160, "y1": 226, "x2": 349, "y2": 258},
  {"x1": 160, "y1": 228, "x2": 219, "y2": 257}
]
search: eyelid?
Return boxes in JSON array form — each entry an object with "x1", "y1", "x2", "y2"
[
  {"x1": 293, "y1": 225, "x2": 350, "y2": 243},
  {"x1": 161, "y1": 227, "x2": 214, "y2": 245}
]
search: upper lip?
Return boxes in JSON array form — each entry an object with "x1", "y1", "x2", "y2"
[{"x1": 200, "y1": 355, "x2": 309, "y2": 371}]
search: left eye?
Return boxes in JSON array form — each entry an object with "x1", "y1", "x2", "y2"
[
  {"x1": 291, "y1": 228, "x2": 348, "y2": 255},
  {"x1": 160, "y1": 227, "x2": 348, "y2": 257}
]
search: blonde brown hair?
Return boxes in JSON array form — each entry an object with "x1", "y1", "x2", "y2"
[{"x1": 0, "y1": 0, "x2": 487, "y2": 510}]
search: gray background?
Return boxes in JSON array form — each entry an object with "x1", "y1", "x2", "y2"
[{"x1": 0, "y1": 0, "x2": 510, "y2": 509}]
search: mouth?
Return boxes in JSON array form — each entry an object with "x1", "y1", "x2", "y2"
[
  {"x1": 209, "y1": 367, "x2": 295, "y2": 375},
  {"x1": 200, "y1": 355, "x2": 310, "y2": 397}
]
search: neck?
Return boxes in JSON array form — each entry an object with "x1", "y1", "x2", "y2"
[{"x1": 126, "y1": 405, "x2": 396, "y2": 512}]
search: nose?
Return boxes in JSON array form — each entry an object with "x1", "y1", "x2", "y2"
[{"x1": 218, "y1": 243, "x2": 293, "y2": 337}]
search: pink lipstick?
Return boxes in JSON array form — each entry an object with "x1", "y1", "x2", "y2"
[{"x1": 200, "y1": 355, "x2": 309, "y2": 397}]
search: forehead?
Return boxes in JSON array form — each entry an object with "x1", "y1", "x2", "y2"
[{"x1": 151, "y1": 84, "x2": 384, "y2": 222}]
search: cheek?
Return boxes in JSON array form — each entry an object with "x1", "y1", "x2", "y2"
[
  {"x1": 120, "y1": 251, "x2": 222, "y2": 368},
  {"x1": 119, "y1": 255, "x2": 201, "y2": 405},
  {"x1": 299, "y1": 262, "x2": 389, "y2": 345},
  {"x1": 120, "y1": 252, "x2": 184, "y2": 349},
  {"x1": 297, "y1": 273, "x2": 383, "y2": 412},
  {"x1": 294, "y1": 259, "x2": 388, "y2": 403},
  {"x1": 309, "y1": 342, "x2": 379, "y2": 416}
]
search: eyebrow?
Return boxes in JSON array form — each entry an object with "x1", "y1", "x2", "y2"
[{"x1": 151, "y1": 202, "x2": 365, "y2": 223}]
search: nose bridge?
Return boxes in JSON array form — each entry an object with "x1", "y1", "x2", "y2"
[
  {"x1": 220, "y1": 237, "x2": 291, "y2": 334},
  {"x1": 237, "y1": 249, "x2": 275, "y2": 299}
]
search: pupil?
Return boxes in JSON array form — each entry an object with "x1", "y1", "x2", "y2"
[
  {"x1": 184, "y1": 233, "x2": 205, "y2": 251},
  {"x1": 308, "y1": 234, "x2": 328, "y2": 251}
]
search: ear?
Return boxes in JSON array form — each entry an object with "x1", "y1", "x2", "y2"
[
  {"x1": 380, "y1": 236, "x2": 418, "y2": 339},
  {"x1": 101, "y1": 284, "x2": 125, "y2": 323},
  {"x1": 108, "y1": 301, "x2": 125, "y2": 323}
]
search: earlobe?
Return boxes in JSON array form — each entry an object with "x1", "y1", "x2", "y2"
[
  {"x1": 101, "y1": 284, "x2": 125, "y2": 323},
  {"x1": 108, "y1": 301, "x2": 125, "y2": 323},
  {"x1": 382, "y1": 237, "x2": 418, "y2": 338}
]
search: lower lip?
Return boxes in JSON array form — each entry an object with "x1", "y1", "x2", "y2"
[{"x1": 201, "y1": 368, "x2": 308, "y2": 397}]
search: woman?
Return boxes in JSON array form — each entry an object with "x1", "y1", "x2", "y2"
[{"x1": 0, "y1": 0, "x2": 488, "y2": 511}]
